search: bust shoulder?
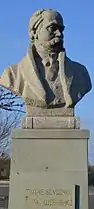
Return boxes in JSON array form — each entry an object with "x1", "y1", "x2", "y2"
[
  {"x1": 65, "y1": 56, "x2": 92, "y2": 92},
  {"x1": 66, "y1": 56, "x2": 87, "y2": 72}
]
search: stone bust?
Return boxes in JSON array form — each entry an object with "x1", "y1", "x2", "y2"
[{"x1": 0, "y1": 9, "x2": 92, "y2": 111}]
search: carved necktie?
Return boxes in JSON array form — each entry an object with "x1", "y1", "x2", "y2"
[{"x1": 45, "y1": 53, "x2": 59, "y2": 81}]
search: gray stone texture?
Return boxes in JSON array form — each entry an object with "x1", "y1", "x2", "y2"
[
  {"x1": 22, "y1": 116, "x2": 80, "y2": 129},
  {"x1": 26, "y1": 106, "x2": 74, "y2": 116},
  {"x1": 1, "y1": 8, "x2": 90, "y2": 209},
  {"x1": 0, "y1": 9, "x2": 92, "y2": 116},
  {"x1": 8, "y1": 129, "x2": 89, "y2": 209}
]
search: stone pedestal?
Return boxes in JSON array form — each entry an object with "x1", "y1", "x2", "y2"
[{"x1": 8, "y1": 128, "x2": 89, "y2": 209}]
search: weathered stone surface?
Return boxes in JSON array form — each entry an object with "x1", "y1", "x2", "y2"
[
  {"x1": 22, "y1": 116, "x2": 80, "y2": 129},
  {"x1": 9, "y1": 128, "x2": 89, "y2": 209},
  {"x1": 12, "y1": 129, "x2": 89, "y2": 139},
  {"x1": 26, "y1": 106, "x2": 74, "y2": 116},
  {"x1": 0, "y1": 9, "x2": 92, "y2": 115},
  {"x1": 24, "y1": 186, "x2": 75, "y2": 209}
]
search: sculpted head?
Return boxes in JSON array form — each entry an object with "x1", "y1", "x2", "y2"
[{"x1": 29, "y1": 9, "x2": 65, "y2": 52}]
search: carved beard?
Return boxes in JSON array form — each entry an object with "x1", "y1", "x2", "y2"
[
  {"x1": 34, "y1": 37, "x2": 64, "y2": 54},
  {"x1": 42, "y1": 38, "x2": 63, "y2": 52}
]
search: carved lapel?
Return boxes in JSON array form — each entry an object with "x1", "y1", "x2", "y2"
[
  {"x1": 59, "y1": 51, "x2": 73, "y2": 107},
  {"x1": 19, "y1": 46, "x2": 46, "y2": 102}
]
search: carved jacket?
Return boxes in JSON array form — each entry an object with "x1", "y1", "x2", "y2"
[{"x1": 0, "y1": 45, "x2": 92, "y2": 108}]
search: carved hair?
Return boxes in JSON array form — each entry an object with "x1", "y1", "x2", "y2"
[
  {"x1": 28, "y1": 9, "x2": 63, "y2": 41},
  {"x1": 29, "y1": 9, "x2": 46, "y2": 41}
]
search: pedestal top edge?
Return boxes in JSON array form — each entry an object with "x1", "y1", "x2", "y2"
[{"x1": 12, "y1": 129, "x2": 90, "y2": 139}]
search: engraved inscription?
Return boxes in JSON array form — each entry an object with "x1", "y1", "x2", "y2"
[{"x1": 25, "y1": 188, "x2": 73, "y2": 208}]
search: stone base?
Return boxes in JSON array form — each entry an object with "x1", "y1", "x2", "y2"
[
  {"x1": 26, "y1": 106, "x2": 74, "y2": 116},
  {"x1": 8, "y1": 129, "x2": 89, "y2": 209},
  {"x1": 22, "y1": 116, "x2": 80, "y2": 129}
]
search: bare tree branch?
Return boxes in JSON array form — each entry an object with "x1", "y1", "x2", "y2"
[{"x1": 0, "y1": 86, "x2": 26, "y2": 155}]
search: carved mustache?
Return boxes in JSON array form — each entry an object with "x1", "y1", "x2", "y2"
[{"x1": 49, "y1": 37, "x2": 63, "y2": 46}]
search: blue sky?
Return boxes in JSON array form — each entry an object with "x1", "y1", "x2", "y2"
[{"x1": 0, "y1": 0, "x2": 94, "y2": 162}]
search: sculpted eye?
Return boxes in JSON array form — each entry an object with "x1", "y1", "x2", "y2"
[
  {"x1": 50, "y1": 25, "x2": 56, "y2": 30},
  {"x1": 47, "y1": 24, "x2": 57, "y2": 32}
]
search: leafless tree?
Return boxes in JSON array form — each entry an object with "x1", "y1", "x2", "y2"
[{"x1": 0, "y1": 86, "x2": 26, "y2": 155}]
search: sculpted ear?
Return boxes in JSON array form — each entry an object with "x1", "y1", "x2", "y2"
[
  {"x1": 35, "y1": 33, "x2": 38, "y2": 39},
  {"x1": 29, "y1": 30, "x2": 38, "y2": 41},
  {"x1": 29, "y1": 30, "x2": 34, "y2": 40}
]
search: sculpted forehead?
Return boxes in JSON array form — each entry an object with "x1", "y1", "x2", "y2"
[{"x1": 42, "y1": 10, "x2": 64, "y2": 27}]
